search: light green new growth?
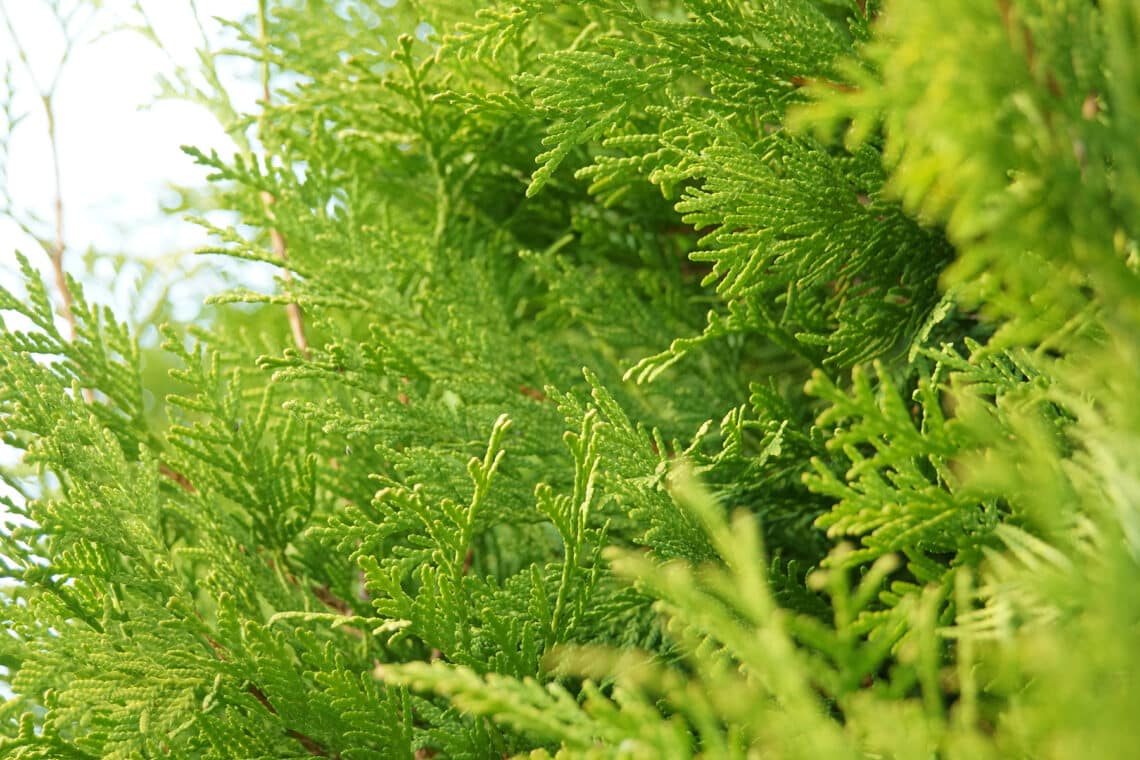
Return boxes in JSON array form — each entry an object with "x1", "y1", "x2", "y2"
[{"x1": 2, "y1": 0, "x2": 1139, "y2": 758}]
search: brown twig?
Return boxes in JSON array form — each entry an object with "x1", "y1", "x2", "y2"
[
  {"x1": 258, "y1": 0, "x2": 310, "y2": 359},
  {"x1": 996, "y1": 0, "x2": 1063, "y2": 98},
  {"x1": 0, "y1": 4, "x2": 93, "y2": 401},
  {"x1": 206, "y1": 619, "x2": 340, "y2": 757},
  {"x1": 158, "y1": 461, "x2": 197, "y2": 493},
  {"x1": 42, "y1": 95, "x2": 76, "y2": 342},
  {"x1": 248, "y1": 683, "x2": 339, "y2": 758},
  {"x1": 259, "y1": 190, "x2": 310, "y2": 357},
  {"x1": 518, "y1": 384, "x2": 548, "y2": 403},
  {"x1": 46, "y1": 96, "x2": 94, "y2": 405},
  {"x1": 203, "y1": 625, "x2": 338, "y2": 758},
  {"x1": 789, "y1": 74, "x2": 857, "y2": 93}
]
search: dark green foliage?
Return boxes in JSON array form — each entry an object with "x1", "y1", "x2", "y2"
[{"x1": 2, "y1": 0, "x2": 1139, "y2": 757}]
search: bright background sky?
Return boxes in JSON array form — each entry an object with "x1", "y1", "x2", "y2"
[{"x1": 0, "y1": 0, "x2": 263, "y2": 323}]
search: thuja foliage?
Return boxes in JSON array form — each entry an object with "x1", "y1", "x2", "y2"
[{"x1": 3, "y1": 0, "x2": 1140, "y2": 757}]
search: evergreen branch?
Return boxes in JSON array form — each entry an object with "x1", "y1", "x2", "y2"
[{"x1": 4, "y1": 2, "x2": 1140, "y2": 757}]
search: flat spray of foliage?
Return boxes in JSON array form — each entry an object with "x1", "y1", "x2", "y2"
[{"x1": 2, "y1": 0, "x2": 1139, "y2": 757}]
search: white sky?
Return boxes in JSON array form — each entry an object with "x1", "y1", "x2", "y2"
[{"x1": 0, "y1": 0, "x2": 265, "y2": 323}]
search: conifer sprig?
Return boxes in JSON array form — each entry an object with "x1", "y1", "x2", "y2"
[{"x1": 3, "y1": 1, "x2": 1139, "y2": 757}]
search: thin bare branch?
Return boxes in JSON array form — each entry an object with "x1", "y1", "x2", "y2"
[
  {"x1": 0, "y1": 3, "x2": 90, "y2": 402},
  {"x1": 257, "y1": 0, "x2": 310, "y2": 358}
]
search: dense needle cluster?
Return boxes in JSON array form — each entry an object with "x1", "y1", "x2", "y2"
[{"x1": 2, "y1": 1, "x2": 1139, "y2": 758}]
